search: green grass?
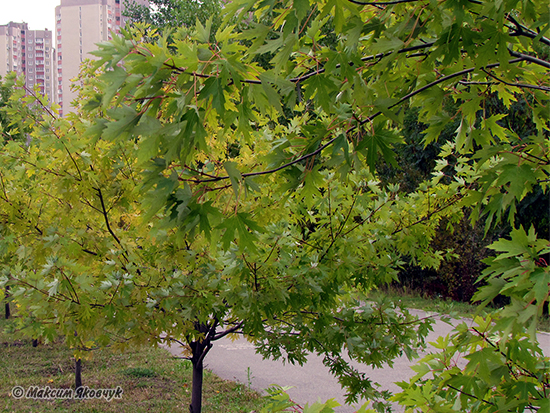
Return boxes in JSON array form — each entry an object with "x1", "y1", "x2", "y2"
[
  {"x1": 370, "y1": 286, "x2": 550, "y2": 332},
  {"x1": 0, "y1": 317, "x2": 266, "y2": 413}
]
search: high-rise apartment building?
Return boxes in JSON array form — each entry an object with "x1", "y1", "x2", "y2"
[
  {"x1": 25, "y1": 29, "x2": 56, "y2": 102},
  {"x1": 0, "y1": 22, "x2": 56, "y2": 102},
  {"x1": 0, "y1": 22, "x2": 27, "y2": 78},
  {"x1": 55, "y1": 0, "x2": 148, "y2": 116}
]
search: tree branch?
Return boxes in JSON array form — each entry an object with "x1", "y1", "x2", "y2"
[
  {"x1": 446, "y1": 384, "x2": 496, "y2": 406},
  {"x1": 95, "y1": 186, "x2": 127, "y2": 261},
  {"x1": 160, "y1": 42, "x2": 437, "y2": 87},
  {"x1": 11, "y1": 277, "x2": 74, "y2": 303},
  {"x1": 318, "y1": 191, "x2": 359, "y2": 263},
  {"x1": 188, "y1": 58, "x2": 526, "y2": 185},
  {"x1": 472, "y1": 327, "x2": 546, "y2": 385},
  {"x1": 479, "y1": 68, "x2": 550, "y2": 92},
  {"x1": 508, "y1": 49, "x2": 550, "y2": 69},
  {"x1": 212, "y1": 322, "x2": 244, "y2": 341},
  {"x1": 289, "y1": 42, "x2": 436, "y2": 84},
  {"x1": 58, "y1": 268, "x2": 81, "y2": 305},
  {"x1": 506, "y1": 13, "x2": 550, "y2": 47}
]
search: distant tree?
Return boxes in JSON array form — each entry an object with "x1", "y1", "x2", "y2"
[
  {"x1": 0, "y1": 73, "x2": 49, "y2": 320},
  {"x1": 123, "y1": 0, "x2": 222, "y2": 32},
  {"x1": 0, "y1": 74, "x2": 29, "y2": 143}
]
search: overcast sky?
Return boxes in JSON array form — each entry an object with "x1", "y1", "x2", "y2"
[{"x1": 1, "y1": 1, "x2": 61, "y2": 32}]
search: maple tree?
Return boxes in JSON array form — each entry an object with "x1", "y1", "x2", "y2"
[{"x1": 0, "y1": 0, "x2": 548, "y2": 412}]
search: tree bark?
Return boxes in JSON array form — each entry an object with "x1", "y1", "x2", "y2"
[
  {"x1": 188, "y1": 321, "x2": 217, "y2": 413},
  {"x1": 190, "y1": 356, "x2": 204, "y2": 413},
  {"x1": 75, "y1": 358, "x2": 82, "y2": 389},
  {"x1": 4, "y1": 286, "x2": 10, "y2": 319}
]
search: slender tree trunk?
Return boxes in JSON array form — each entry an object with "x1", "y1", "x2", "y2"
[
  {"x1": 188, "y1": 321, "x2": 217, "y2": 413},
  {"x1": 186, "y1": 320, "x2": 241, "y2": 412},
  {"x1": 190, "y1": 357, "x2": 204, "y2": 413},
  {"x1": 75, "y1": 358, "x2": 82, "y2": 389},
  {"x1": 4, "y1": 285, "x2": 10, "y2": 319}
]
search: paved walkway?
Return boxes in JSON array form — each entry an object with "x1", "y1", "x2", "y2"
[{"x1": 163, "y1": 311, "x2": 550, "y2": 412}]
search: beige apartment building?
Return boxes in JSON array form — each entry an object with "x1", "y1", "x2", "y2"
[
  {"x1": 0, "y1": 22, "x2": 56, "y2": 103},
  {"x1": 55, "y1": 0, "x2": 148, "y2": 116}
]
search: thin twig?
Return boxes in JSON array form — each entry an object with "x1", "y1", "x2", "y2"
[{"x1": 481, "y1": 68, "x2": 550, "y2": 92}]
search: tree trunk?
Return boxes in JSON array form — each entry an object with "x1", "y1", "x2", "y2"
[
  {"x1": 190, "y1": 357, "x2": 204, "y2": 413},
  {"x1": 75, "y1": 358, "x2": 82, "y2": 389},
  {"x1": 4, "y1": 285, "x2": 10, "y2": 319},
  {"x1": 188, "y1": 321, "x2": 217, "y2": 413}
]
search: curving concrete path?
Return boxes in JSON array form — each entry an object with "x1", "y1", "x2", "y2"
[{"x1": 163, "y1": 310, "x2": 550, "y2": 412}]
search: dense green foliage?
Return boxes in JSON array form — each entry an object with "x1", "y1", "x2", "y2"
[
  {"x1": 0, "y1": 74, "x2": 45, "y2": 143},
  {"x1": 123, "y1": 0, "x2": 222, "y2": 32},
  {"x1": 0, "y1": 0, "x2": 548, "y2": 412}
]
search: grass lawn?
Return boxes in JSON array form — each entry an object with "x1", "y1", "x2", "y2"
[{"x1": 0, "y1": 317, "x2": 266, "y2": 413}]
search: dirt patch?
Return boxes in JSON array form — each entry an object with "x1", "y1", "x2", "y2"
[{"x1": 1, "y1": 340, "x2": 26, "y2": 347}]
